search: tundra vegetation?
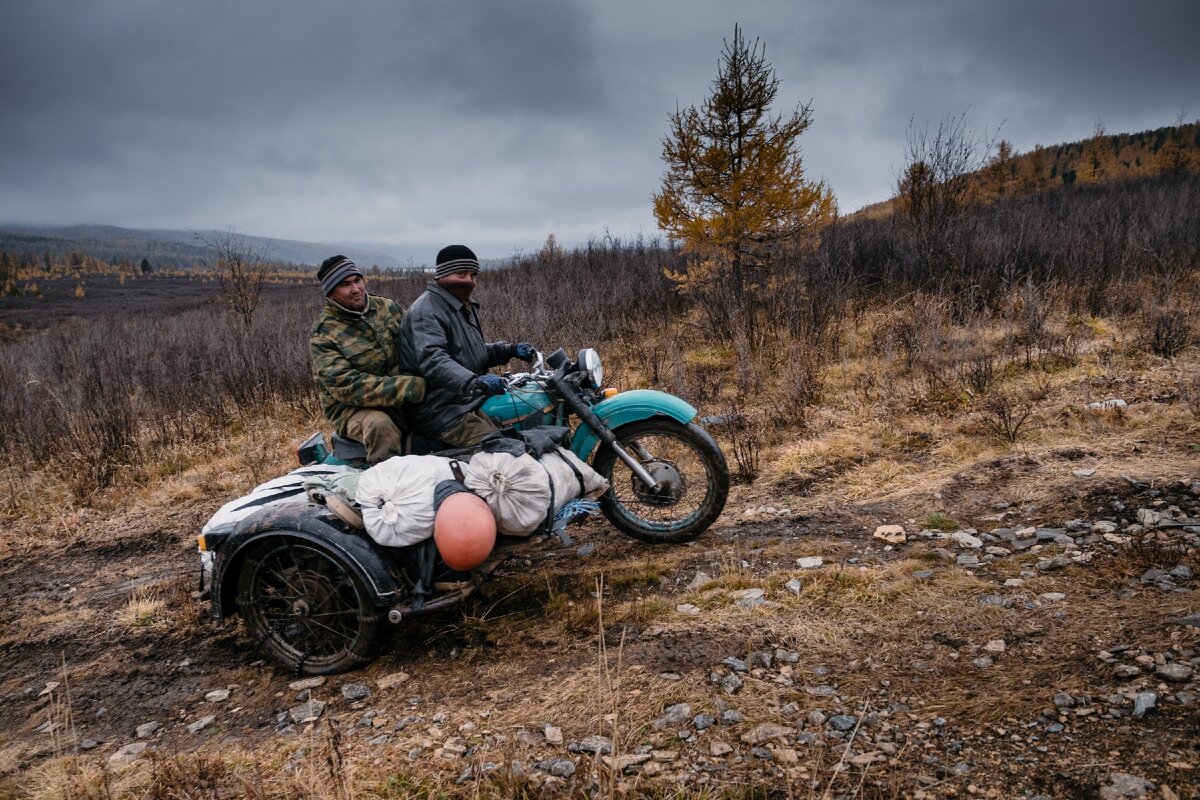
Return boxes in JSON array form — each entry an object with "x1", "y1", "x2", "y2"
[{"x1": 1, "y1": 32, "x2": 1199, "y2": 800}]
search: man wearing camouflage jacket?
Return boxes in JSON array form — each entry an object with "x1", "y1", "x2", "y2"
[{"x1": 310, "y1": 255, "x2": 425, "y2": 463}]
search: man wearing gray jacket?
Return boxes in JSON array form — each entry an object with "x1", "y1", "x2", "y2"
[{"x1": 398, "y1": 245, "x2": 534, "y2": 447}]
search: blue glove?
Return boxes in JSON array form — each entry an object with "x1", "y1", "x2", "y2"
[
  {"x1": 475, "y1": 374, "x2": 506, "y2": 396},
  {"x1": 514, "y1": 342, "x2": 536, "y2": 362}
]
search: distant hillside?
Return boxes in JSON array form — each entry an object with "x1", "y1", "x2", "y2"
[
  {"x1": 0, "y1": 224, "x2": 408, "y2": 270},
  {"x1": 855, "y1": 121, "x2": 1200, "y2": 219}
]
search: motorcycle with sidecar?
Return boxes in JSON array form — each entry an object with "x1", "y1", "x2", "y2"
[{"x1": 195, "y1": 347, "x2": 730, "y2": 674}]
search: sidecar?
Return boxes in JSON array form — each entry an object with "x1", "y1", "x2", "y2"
[{"x1": 196, "y1": 462, "x2": 511, "y2": 675}]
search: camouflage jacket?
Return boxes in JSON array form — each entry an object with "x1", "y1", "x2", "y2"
[{"x1": 310, "y1": 294, "x2": 426, "y2": 435}]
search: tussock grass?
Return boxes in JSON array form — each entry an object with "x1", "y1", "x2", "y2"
[{"x1": 117, "y1": 588, "x2": 166, "y2": 629}]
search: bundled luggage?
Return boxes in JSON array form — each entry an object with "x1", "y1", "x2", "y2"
[{"x1": 352, "y1": 426, "x2": 609, "y2": 547}]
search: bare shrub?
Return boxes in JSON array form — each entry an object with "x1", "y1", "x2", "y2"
[
  {"x1": 1144, "y1": 307, "x2": 1192, "y2": 358},
  {"x1": 1181, "y1": 372, "x2": 1200, "y2": 420},
  {"x1": 978, "y1": 390, "x2": 1036, "y2": 444},
  {"x1": 197, "y1": 228, "x2": 272, "y2": 331},
  {"x1": 957, "y1": 354, "x2": 996, "y2": 397},
  {"x1": 769, "y1": 342, "x2": 825, "y2": 426},
  {"x1": 723, "y1": 396, "x2": 763, "y2": 484}
]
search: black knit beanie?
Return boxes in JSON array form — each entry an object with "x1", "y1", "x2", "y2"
[{"x1": 434, "y1": 245, "x2": 480, "y2": 279}]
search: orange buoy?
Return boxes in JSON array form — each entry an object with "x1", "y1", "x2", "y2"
[{"x1": 433, "y1": 491, "x2": 497, "y2": 570}]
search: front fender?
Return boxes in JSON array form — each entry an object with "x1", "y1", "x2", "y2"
[
  {"x1": 571, "y1": 389, "x2": 696, "y2": 460},
  {"x1": 210, "y1": 502, "x2": 400, "y2": 621}
]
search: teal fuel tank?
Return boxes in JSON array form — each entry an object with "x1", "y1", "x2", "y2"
[{"x1": 480, "y1": 384, "x2": 555, "y2": 426}]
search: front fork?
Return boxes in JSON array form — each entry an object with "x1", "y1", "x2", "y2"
[{"x1": 551, "y1": 378, "x2": 661, "y2": 491}]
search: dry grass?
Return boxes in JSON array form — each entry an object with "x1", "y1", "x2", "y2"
[
  {"x1": 116, "y1": 589, "x2": 166, "y2": 629},
  {"x1": 5, "y1": 293, "x2": 1200, "y2": 798}
]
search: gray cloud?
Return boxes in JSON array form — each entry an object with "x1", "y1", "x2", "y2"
[{"x1": 1, "y1": 0, "x2": 1197, "y2": 261}]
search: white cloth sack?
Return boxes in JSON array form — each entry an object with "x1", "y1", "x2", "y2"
[
  {"x1": 541, "y1": 448, "x2": 610, "y2": 509},
  {"x1": 354, "y1": 455, "x2": 457, "y2": 547},
  {"x1": 464, "y1": 448, "x2": 609, "y2": 536}
]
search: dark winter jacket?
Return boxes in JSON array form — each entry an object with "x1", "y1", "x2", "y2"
[
  {"x1": 310, "y1": 294, "x2": 426, "y2": 435},
  {"x1": 398, "y1": 283, "x2": 516, "y2": 436}
]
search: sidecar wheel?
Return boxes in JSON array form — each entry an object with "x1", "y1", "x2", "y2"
[
  {"x1": 236, "y1": 540, "x2": 379, "y2": 675},
  {"x1": 592, "y1": 418, "x2": 729, "y2": 543}
]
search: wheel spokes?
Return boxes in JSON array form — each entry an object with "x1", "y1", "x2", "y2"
[
  {"x1": 609, "y1": 432, "x2": 713, "y2": 528},
  {"x1": 251, "y1": 547, "x2": 365, "y2": 662}
]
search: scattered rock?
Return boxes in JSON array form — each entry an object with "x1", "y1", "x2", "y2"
[
  {"x1": 135, "y1": 722, "x2": 160, "y2": 739},
  {"x1": 952, "y1": 531, "x2": 983, "y2": 549},
  {"x1": 653, "y1": 703, "x2": 691, "y2": 730},
  {"x1": 205, "y1": 689, "x2": 230, "y2": 703},
  {"x1": 341, "y1": 683, "x2": 370, "y2": 701},
  {"x1": 720, "y1": 672, "x2": 744, "y2": 695},
  {"x1": 1040, "y1": 592, "x2": 1066, "y2": 602},
  {"x1": 741, "y1": 722, "x2": 793, "y2": 744},
  {"x1": 983, "y1": 639, "x2": 1006, "y2": 653},
  {"x1": 731, "y1": 588, "x2": 765, "y2": 609},
  {"x1": 784, "y1": 578, "x2": 803, "y2": 596},
  {"x1": 602, "y1": 753, "x2": 652, "y2": 773},
  {"x1": 536, "y1": 758, "x2": 575, "y2": 778},
  {"x1": 543, "y1": 725, "x2": 564, "y2": 745},
  {"x1": 873, "y1": 524, "x2": 906, "y2": 544},
  {"x1": 376, "y1": 672, "x2": 410, "y2": 690},
  {"x1": 710, "y1": 741, "x2": 734, "y2": 756},
  {"x1": 1167, "y1": 615, "x2": 1200, "y2": 628},
  {"x1": 687, "y1": 572, "x2": 714, "y2": 591},
  {"x1": 720, "y1": 710, "x2": 745, "y2": 725},
  {"x1": 288, "y1": 677, "x2": 325, "y2": 691},
  {"x1": 675, "y1": 603, "x2": 700, "y2": 615},
  {"x1": 78, "y1": 739, "x2": 99, "y2": 751},
  {"x1": 957, "y1": 554, "x2": 980, "y2": 567},
  {"x1": 796, "y1": 556, "x2": 823, "y2": 569},
  {"x1": 1072, "y1": 468, "x2": 1097, "y2": 478},
  {"x1": 187, "y1": 715, "x2": 216, "y2": 734},
  {"x1": 973, "y1": 655, "x2": 994, "y2": 668},
  {"x1": 1037, "y1": 555, "x2": 1073, "y2": 572},
  {"x1": 1156, "y1": 663, "x2": 1193, "y2": 681},
  {"x1": 1099, "y1": 772, "x2": 1155, "y2": 799},
  {"x1": 568, "y1": 735, "x2": 612, "y2": 755},
  {"x1": 108, "y1": 742, "x2": 147, "y2": 769},
  {"x1": 828, "y1": 715, "x2": 858, "y2": 732},
  {"x1": 1087, "y1": 399, "x2": 1127, "y2": 411},
  {"x1": 289, "y1": 700, "x2": 326, "y2": 724},
  {"x1": 912, "y1": 570, "x2": 934, "y2": 581},
  {"x1": 1132, "y1": 692, "x2": 1157, "y2": 719},
  {"x1": 1053, "y1": 691, "x2": 1076, "y2": 708}
]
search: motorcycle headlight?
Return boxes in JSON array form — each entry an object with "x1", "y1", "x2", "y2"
[{"x1": 577, "y1": 348, "x2": 604, "y2": 389}]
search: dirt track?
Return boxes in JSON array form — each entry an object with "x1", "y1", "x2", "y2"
[{"x1": 2, "y1": 470, "x2": 1199, "y2": 797}]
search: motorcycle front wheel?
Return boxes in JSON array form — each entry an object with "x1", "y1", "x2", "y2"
[
  {"x1": 592, "y1": 418, "x2": 729, "y2": 543},
  {"x1": 236, "y1": 540, "x2": 380, "y2": 675}
]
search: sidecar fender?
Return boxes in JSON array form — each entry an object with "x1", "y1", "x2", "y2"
[
  {"x1": 571, "y1": 389, "x2": 696, "y2": 460},
  {"x1": 209, "y1": 502, "x2": 399, "y2": 622}
]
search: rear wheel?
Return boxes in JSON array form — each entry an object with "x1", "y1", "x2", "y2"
[
  {"x1": 592, "y1": 418, "x2": 729, "y2": 543},
  {"x1": 236, "y1": 540, "x2": 379, "y2": 675}
]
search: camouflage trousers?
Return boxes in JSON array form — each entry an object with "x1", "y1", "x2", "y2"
[
  {"x1": 436, "y1": 410, "x2": 500, "y2": 448},
  {"x1": 344, "y1": 408, "x2": 405, "y2": 464}
]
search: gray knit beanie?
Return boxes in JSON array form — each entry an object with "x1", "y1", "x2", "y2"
[{"x1": 317, "y1": 255, "x2": 363, "y2": 295}]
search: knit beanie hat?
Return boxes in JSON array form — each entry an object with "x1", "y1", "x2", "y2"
[
  {"x1": 317, "y1": 255, "x2": 363, "y2": 295},
  {"x1": 434, "y1": 245, "x2": 480, "y2": 279}
]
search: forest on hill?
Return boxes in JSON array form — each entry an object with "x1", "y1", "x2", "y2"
[{"x1": 858, "y1": 119, "x2": 1200, "y2": 219}]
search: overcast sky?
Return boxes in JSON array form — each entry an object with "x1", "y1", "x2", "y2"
[{"x1": 2, "y1": 0, "x2": 1197, "y2": 262}]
